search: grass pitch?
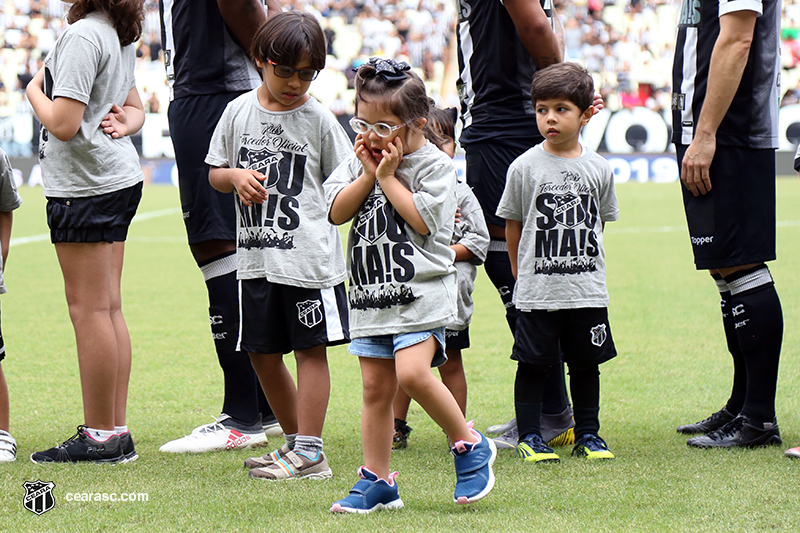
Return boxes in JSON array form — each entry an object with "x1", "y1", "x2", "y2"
[{"x1": 1, "y1": 178, "x2": 799, "y2": 532}]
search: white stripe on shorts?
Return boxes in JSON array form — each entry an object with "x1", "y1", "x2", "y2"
[
  {"x1": 236, "y1": 279, "x2": 244, "y2": 352},
  {"x1": 321, "y1": 286, "x2": 345, "y2": 342}
]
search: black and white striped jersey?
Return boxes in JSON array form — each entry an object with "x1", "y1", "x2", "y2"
[
  {"x1": 671, "y1": 0, "x2": 780, "y2": 149},
  {"x1": 455, "y1": 0, "x2": 554, "y2": 145},
  {"x1": 158, "y1": 0, "x2": 263, "y2": 101}
]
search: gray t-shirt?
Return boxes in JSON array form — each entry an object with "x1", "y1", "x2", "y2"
[
  {"x1": 0, "y1": 152, "x2": 22, "y2": 294},
  {"x1": 496, "y1": 143, "x2": 618, "y2": 310},
  {"x1": 39, "y1": 12, "x2": 143, "y2": 197},
  {"x1": 450, "y1": 177, "x2": 489, "y2": 331},
  {"x1": 324, "y1": 142, "x2": 459, "y2": 338},
  {"x1": 206, "y1": 92, "x2": 351, "y2": 288}
]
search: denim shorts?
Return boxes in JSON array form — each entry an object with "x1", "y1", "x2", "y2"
[{"x1": 349, "y1": 327, "x2": 447, "y2": 368}]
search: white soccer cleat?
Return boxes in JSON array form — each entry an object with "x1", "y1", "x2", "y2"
[
  {"x1": 159, "y1": 414, "x2": 269, "y2": 454},
  {"x1": 0, "y1": 430, "x2": 17, "y2": 462}
]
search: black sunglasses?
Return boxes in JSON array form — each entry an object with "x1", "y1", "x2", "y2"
[{"x1": 267, "y1": 59, "x2": 319, "y2": 82}]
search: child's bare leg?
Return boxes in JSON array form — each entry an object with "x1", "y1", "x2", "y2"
[
  {"x1": 360, "y1": 356, "x2": 397, "y2": 480},
  {"x1": 439, "y1": 349, "x2": 467, "y2": 416},
  {"x1": 294, "y1": 344, "x2": 329, "y2": 437},
  {"x1": 56, "y1": 242, "x2": 118, "y2": 430},
  {"x1": 249, "y1": 353, "x2": 298, "y2": 435},
  {"x1": 110, "y1": 241, "x2": 131, "y2": 427},
  {"x1": 395, "y1": 337, "x2": 474, "y2": 444},
  {"x1": 392, "y1": 386, "x2": 412, "y2": 422},
  {"x1": 0, "y1": 364, "x2": 8, "y2": 432}
]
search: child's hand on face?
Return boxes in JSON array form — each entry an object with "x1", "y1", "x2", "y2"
[
  {"x1": 101, "y1": 104, "x2": 130, "y2": 138},
  {"x1": 231, "y1": 169, "x2": 268, "y2": 207},
  {"x1": 354, "y1": 134, "x2": 378, "y2": 178},
  {"x1": 376, "y1": 135, "x2": 403, "y2": 181}
]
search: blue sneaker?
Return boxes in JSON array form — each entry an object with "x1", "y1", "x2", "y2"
[
  {"x1": 451, "y1": 425, "x2": 497, "y2": 504},
  {"x1": 330, "y1": 466, "x2": 404, "y2": 514}
]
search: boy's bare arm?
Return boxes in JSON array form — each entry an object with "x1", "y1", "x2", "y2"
[
  {"x1": 0, "y1": 212, "x2": 12, "y2": 269},
  {"x1": 217, "y1": 0, "x2": 270, "y2": 56},
  {"x1": 451, "y1": 243, "x2": 475, "y2": 262},
  {"x1": 505, "y1": 219, "x2": 522, "y2": 280},
  {"x1": 209, "y1": 166, "x2": 266, "y2": 207}
]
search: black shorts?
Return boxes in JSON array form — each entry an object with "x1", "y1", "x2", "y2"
[
  {"x1": 512, "y1": 308, "x2": 616, "y2": 370},
  {"x1": 238, "y1": 278, "x2": 350, "y2": 354},
  {"x1": 445, "y1": 326, "x2": 469, "y2": 351},
  {"x1": 676, "y1": 144, "x2": 776, "y2": 270},
  {"x1": 462, "y1": 137, "x2": 537, "y2": 228},
  {"x1": 46, "y1": 181, "x2": 142, "y2": 243},
  {"x1": 168, "y1": 93, "x2": 247, "y2": 244}
]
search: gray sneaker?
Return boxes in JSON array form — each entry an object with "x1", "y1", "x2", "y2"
[
  {"x1": 491, "y1": 425, "x2": 519, "y2": 450},
  {"x1": 485, "y1": 417, "x2": 516, "y2": 437},
  {"x1": 244, "y1": 443, "x2": 291, "y2": 468},
  {"x1": 249, "y1": 450, "x2": 333, "y2": 480}
]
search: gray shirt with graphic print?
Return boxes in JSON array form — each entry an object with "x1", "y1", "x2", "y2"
[
  {"x1": 39, "y1": 12, "x2": 142, "y2": 197},
  {"x1": 496, "y1": 143, "x2": 618, "y2": 310},
  {"x1": 206, "y1": 92, "x2": 351, "y2": 288},
  {"x1": 324, "y1": 142, "x2": 459, "y2": 338}
]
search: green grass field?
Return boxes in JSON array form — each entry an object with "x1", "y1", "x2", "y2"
[{"x1": 0, "y1": 178, "x2": 799, "y2": 532}]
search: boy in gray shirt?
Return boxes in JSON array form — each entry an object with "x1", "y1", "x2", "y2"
[{"x1": 496, "y1": 62, "x2": 619, "y2": 463}]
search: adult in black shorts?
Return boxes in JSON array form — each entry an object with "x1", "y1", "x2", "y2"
[
  {"x1": 455, "y1": 0, "x2": 574, "y2": 446},
  {"x1": 672, "y1": 0, "x2": 784, "y2": 448},
  {"x1": 157, "y1": 0, "x2": 283, "y2": 453}
]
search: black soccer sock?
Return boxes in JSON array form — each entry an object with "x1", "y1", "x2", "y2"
[
  {"x1": 542, "y1": 361, "x2": 570, "y2": 415},
  {"x1": 201, "y1": 252, "x2": 271, "y2": 424},
  {"x1": 569, "y1": 365, "x2": 601, "y2": 437},
  {"x1": 725, "y1": 265, "x2": 783, "y2": 424},
  {"x1": 712, "y1": 274, "x2": 745, "y2": 415},
  {"x1": 483, "y1": 244, "x2": 519, "y2": 335},
  {"x1": 514, "y1": 362, "x2": 547, "y2": 439}
]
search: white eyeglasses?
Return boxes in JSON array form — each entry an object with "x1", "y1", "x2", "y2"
[{"x1": 349, "y1": 117, "x2": 407, "y2": 138}]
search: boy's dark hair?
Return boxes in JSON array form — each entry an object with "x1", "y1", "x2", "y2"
[
  {"x1": 354, "y1": 58, "x2": 434, "y2": 138},
  {"x1": 530, "y1": 62, "x2": 594, "y2": 112},
  {"x1": 251, "y1": 11, "x2": 326, "y2": 71},
  {"x1": 425, "y1": 99, "x2": 457, "y2": 151},
  {"x1": 67, "y1": 0, "x2": 145, "y2": 47}
]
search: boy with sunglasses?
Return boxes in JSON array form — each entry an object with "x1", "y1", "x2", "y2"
[{"x1": 206, "y1": 11, "x2": 352, "y2": 480}]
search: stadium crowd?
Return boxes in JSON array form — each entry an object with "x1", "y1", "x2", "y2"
[{"x1": 3, "y1": 0, "x2": 800, "y2": 119}]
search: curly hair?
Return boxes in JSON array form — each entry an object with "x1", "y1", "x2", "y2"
[{"x1": 67, "y1": 0, "x2": 145, "y2": 46}]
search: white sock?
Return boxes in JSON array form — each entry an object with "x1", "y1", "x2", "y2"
[
  {"x1": 85, "y1": 427, "x2": 116, "y2": 442},
  {"x1": 115, "y1": 426, "x2": 129, "y2": 435},
  {"x1": 293, "y1": 435, "x2": 323, "y2": 456},
  {"x1": 284, "y1": 433, "x2": 298, "y2": 450}
]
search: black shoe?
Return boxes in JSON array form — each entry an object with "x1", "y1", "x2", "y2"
[
  {"x1": 31, "y1": 426, "x2": 124, "y2": 464},
  {"x1": 392, "y1": 419, "x2": 412, "y2": 450},
  {"x1": 687, "y1": 415, "x2": 782, "y2": 448},
  {"x1": 119, "y1": 432, "x2": 138, "y2": 463},
  {"x1": 677, "y1": 407, "x2": 735, "y2": 434}
]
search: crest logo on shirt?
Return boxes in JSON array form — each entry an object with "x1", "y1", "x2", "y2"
[
  {"x1": 354, "y1": 195, "x2": 388, "y2": 244},
  {"x1": 297, "y1": 299, "x2": 323, "y2": 328},
  {"x1": 553, "y1": 193, "x2": 586, "y2": 228},
  {"x1": 590, "y1": 324, "x2": 607, "y2": 347},
  {"x1": 238, "y1": 148, "x2": 284, "y2": 188}
]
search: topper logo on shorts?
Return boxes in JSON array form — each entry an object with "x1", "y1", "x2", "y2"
[
  {"x1": 226, "y1": 430, "x2": 250, "y2": 450},
  {"x1": 23, "y1": 480, "x2": 56, "y2": 515},
  {"x1": 691, "y1": 235, "x2": 714, "y2": 245}
]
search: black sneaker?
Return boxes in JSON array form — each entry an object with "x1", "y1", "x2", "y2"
[
  {"x1": 687, "y1": 415, "x2": 782, "y2": 448},
  {"x1": 392, "y1": 419, "x2": 412, "y2": 450},
  {"x1": 119, "y1": 432, "x2": 138, "y2": 463},
  {"x1": 31, "y1": 426, "x2": 124, "y2": 464},
  {"x1": 677, "y1": 407, "x2": 736, "y2": 434}
]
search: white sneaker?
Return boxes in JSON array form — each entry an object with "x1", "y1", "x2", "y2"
[
  {"x1": 159, "y1": 414, "x2": 269, "y2": 453},
  {"x1": 262, "y1": 415, "x2": 284, "y2": 437},
  {"x1": 0, "y1": 430, "x2": 17, "y2": 462}
]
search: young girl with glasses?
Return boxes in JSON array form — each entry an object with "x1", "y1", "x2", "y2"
[
  {"x1": 324, "y1": 58, "x2": 496, "y2": 514},
  {"x1": 207, "y1": 11, "x2": 352, "y2": 480}
]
